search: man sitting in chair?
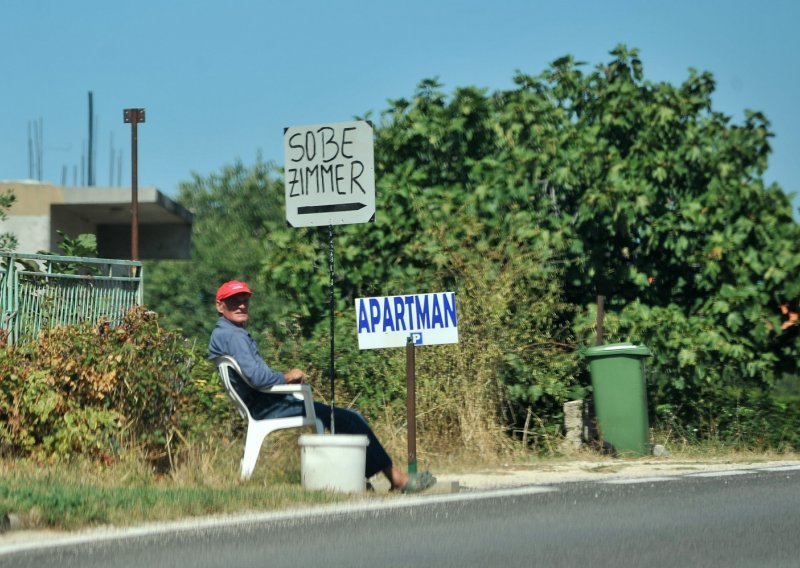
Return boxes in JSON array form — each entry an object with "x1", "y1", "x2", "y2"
[{"x1": 208, "y1": 280, "x2": 435, "y2": 493}]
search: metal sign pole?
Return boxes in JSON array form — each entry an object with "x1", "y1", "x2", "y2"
[
  {"x1": 406, "y1": 336, "x2": 417, "y2": 475},
  {"x1": 328, "y1": 224, "x2": 336, "y2": 434}
]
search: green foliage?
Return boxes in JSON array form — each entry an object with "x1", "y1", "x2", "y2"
[
  {"x1": 143, "y1": 45, "x2": 799, "y2": 451},
  {"x1": 415, "y1": 244, "x2": 580, "y2": 454},
  {"x1": 0, "y1": 307, "x2": 229, "y2": 463},
  {"x1": 55, "y1": 230, "x2": 98, "y2": 258},
  {"x1": 535, "y1": 46, "x2": 800, "y2": 443},
  {"x1": 144, "y1": 157, "x2": 287, "y2": 342},
  {"x1": 37, "y1": 230, "x2": 100, "y2": 274},
  {"x1": 177, "y1": 356, "x2": 237, "y2": 441},
  {"x1": 0, "y1": 188, "x2": 17, "y2": 252},
  {"x1": 259, "y1": 163, "x2": 580, "y2": 453}
]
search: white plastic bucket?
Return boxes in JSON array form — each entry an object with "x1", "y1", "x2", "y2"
[{"x1": 298, "y1": 434, "x2": 369, "y2": 493}]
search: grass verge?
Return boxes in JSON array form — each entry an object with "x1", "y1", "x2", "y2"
[
  {"x1": 0, "y1": 476, "x2": 346, "y2": 531},
  {"x1": 0, "y1": 433, "x2": 352, "y2": 532}
]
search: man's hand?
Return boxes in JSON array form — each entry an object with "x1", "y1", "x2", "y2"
[{"x1": 284, "y1": 368, "x2": 307, "y2": 384}]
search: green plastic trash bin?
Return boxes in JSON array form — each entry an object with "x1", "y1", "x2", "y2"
[{"x1": 583, "y1": 342, "x2": 651, "y2": 457}]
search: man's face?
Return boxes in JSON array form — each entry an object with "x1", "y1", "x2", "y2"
[{"x1": 217, "y1": 293, "x2": 251, "y2": 326}]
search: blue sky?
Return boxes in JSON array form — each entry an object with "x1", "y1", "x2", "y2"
[{"x1": 2, "y1": 0, "x2": 798, "y2": 215}]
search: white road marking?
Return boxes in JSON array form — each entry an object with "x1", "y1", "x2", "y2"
[
  {"x1": 687, "y1": 470, "x2": 753, "y2": 478},
  {"x1": 602, "y1": 477, "x2": 674, "y2": 484},
  {"x1": 757, "y1": 465, "x2": 800, "y2": 472}
]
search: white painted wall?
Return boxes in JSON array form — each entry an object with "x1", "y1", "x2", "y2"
[{"x1": 0, "y1": 215, "x2": 50, "y2": 253}]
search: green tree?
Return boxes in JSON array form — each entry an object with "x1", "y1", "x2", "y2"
[
  {"x1": 144, "y1": 157, "x2": 287, "y2": 342},
  {"x1": 149, "y1": 46, "x2": 799, "y2": 448},
  {"x1": 511, "y1": 46, "x2": 800, "y2": 439},
  {"x1": 265, "y1": 46, "x2": 799, "y2": 443}
]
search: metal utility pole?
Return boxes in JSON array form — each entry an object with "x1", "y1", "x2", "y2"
[
  {"x1": 32, "y1": 118, "x2": 43, "y2": 181},
  {"x1": 88, "y1": 92, "x2": 94, "y2": 186},
  {"x1": 27, "y1": 121, "x2": 34, "y2": 179},
  {"x1": 109, "y1": 132, "x2": 114, "y2": 186},
  {"x1": 123, "y1": 108, "x2": 145, "y2": 260}
]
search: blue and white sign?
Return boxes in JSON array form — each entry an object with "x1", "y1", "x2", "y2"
[{"x1": 356, "y1": 292, "x2": 458, "y2": 350}]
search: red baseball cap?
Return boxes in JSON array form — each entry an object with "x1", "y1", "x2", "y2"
[{"x1": 215, "y1": 280, "x2": 253, "y2": 301}]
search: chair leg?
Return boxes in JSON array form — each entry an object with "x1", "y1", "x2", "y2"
[
  {"x1": 240, "y1": 424, "x2": 271, "y2": 480},
  {"x1": 315, "y1": 418, "x2": 324, "y2": 434}
]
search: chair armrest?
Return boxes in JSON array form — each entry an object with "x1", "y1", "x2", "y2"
[{"x1": 262, "y1": 384, "x2": 311, "y2": 395}]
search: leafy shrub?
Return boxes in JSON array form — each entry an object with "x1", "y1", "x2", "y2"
[
  {"x1": 576, "y1": 300, "x2": 799, "y2": 450},
  {"x1": 0, "y1": 307, "x2": 231, "y2": 464},
  {"x1": 262, "y1": 228, "x2": 581, "y2": 458}
]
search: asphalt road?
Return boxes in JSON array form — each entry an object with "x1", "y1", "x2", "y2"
[{"x1": 2, "y1": 466, "x2": 799, "y2": 568}]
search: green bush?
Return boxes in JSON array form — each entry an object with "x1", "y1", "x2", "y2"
[
  {"x1": 260, "y1": 231, "x2": 581, "y2": 457},
  {"x1": 576, "y1": 300, "x2": 799, "y2": 450},
  {"x1": 0, "y1": 307, "x2": 231, "y2": 464}
]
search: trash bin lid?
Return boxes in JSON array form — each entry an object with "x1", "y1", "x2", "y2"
[{"x1": 583, "y1": 342, "x2": 651, "y2": 358}]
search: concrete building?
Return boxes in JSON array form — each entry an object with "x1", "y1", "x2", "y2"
[{"x1": 0, "y1": 180, "x2": 193, "y2": 259}]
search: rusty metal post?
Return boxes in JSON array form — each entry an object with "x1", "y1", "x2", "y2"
[
  {"x1": 123, "y1": 108, "x2": 145, "y2": 260},
  {"x1": 406, "y1": 337, "x2": 417, "y2": 474}
]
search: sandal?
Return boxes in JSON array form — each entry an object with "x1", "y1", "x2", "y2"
[{"x1": 400, "y1": 471, "x2": 437, "y2": 494}]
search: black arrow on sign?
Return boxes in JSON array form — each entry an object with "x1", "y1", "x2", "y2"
[{"x1": 298, "y1": 202, "x2": 368, "y2": 215}]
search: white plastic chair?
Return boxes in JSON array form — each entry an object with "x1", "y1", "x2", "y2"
[{"x1": 213, "y1": 355, "x2": 324, "y2": 480}]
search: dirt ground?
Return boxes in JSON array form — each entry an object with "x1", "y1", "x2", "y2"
[{"x1": 425, "y1": 456, "x2": 800, "y2": 491}]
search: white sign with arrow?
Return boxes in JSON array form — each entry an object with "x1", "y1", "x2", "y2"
[{"x1": 283, "y1": 120, "x2": 375, "y2": 227}]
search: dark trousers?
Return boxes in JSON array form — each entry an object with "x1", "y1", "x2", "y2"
[{"x1": 249, "y1": 394, "x2": 393, "y2": 478}]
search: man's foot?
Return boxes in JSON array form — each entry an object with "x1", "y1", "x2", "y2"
[
  {"x1": 386, "y1": 465, "x2": 409, "y2": 491},
  {"x1": 399, "y1": 471, "x2": 437, "y2": 494}
]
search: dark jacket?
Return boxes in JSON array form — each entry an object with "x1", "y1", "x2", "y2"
[{"x1": 208, "y1": 316, "x2": 286, "y2": 389}]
